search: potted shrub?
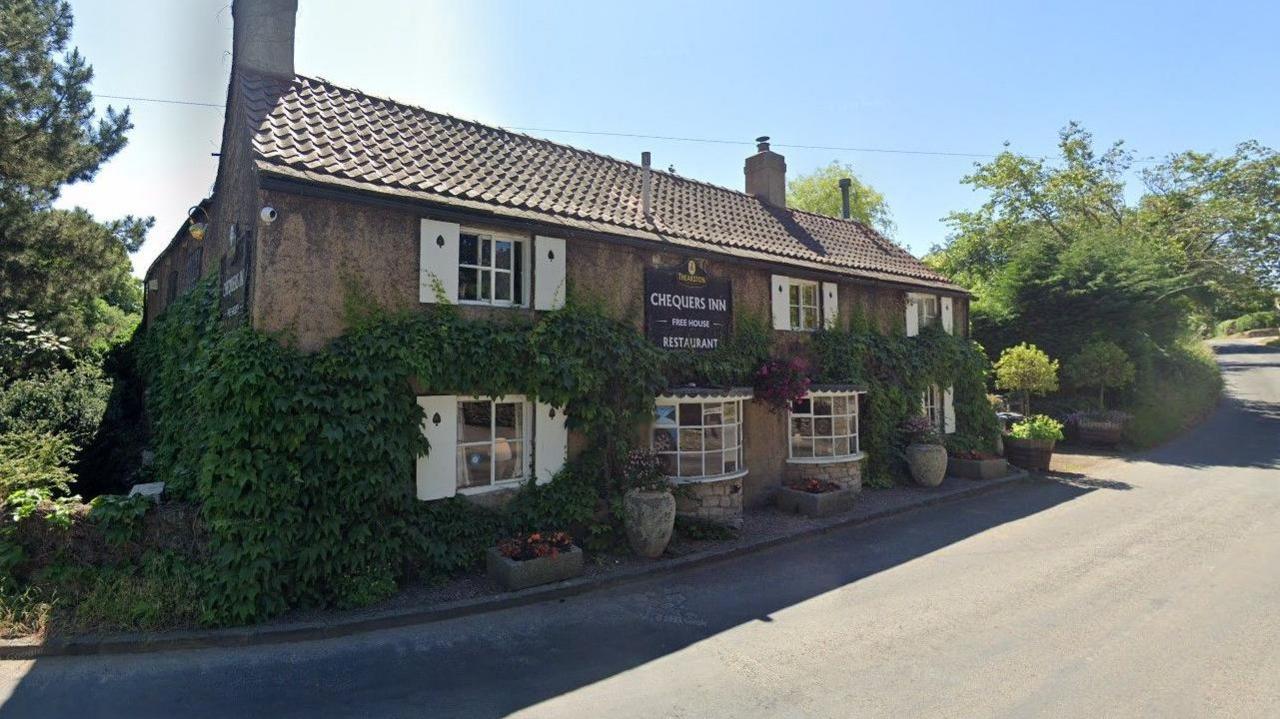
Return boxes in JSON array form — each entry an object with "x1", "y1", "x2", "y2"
[
  {"x1": 902, "y1": 415, "x2": 947, "y2": 488},
  {"x1": 486, "y1": 531, "x2": 584, "y2": 591},
  {"x1": 775, "y1": 478, "x2": 856, "y2": 517},
  {"x1": 947, "y1": 449, "x2": 1009, "y2": 480},
  {"x1": 1064, "y1": 341, "x2": 1135, "y2": 446},
  {"x1": 621, "y1": 448, "x2": 675, "y2": 558},
  {"x1": 994, "y1": 343, "x2": 1059, "y2": 416},
  {"x1": 1004, "y1": 415, "x2": 1064, "y2": 472}
]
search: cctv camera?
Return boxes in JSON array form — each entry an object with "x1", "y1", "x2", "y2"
[{"x1": 260, "y1": 206, "x2": 278, "y2": 224}]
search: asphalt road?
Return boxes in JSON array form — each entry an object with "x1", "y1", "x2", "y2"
[{"x1": 1, "y1": 340, "x2": 1276, "y2": 718}]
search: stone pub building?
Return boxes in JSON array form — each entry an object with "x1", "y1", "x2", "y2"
[{"x1": 145, "y1": 0, "x2": 969, "y2": 527}]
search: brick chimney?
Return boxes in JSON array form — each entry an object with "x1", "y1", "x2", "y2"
[
  {"x1": 744, "y1": 136, "x2": 786, "y2": 207},
  {"x1": 232, "y1": 0, "x2": 298, "y2": 77}
]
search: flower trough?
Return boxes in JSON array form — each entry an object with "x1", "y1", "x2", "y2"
[
  {"x1": 774, "y1": 478, "x2": 857, "y2": 518},
  {"x1": 486, "y1": 532, "x2": 584, "y2": 591}
]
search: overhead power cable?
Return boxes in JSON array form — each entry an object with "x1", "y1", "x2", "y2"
[{"x1": 94, "y1": 92, "x2": 1156, "y2": 163}]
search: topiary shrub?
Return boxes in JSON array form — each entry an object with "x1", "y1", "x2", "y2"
[
  {"x1": 1064, "y1": 340, "x2": 1135, "y2": 409},
  {"x1": 994, "y1": 343, "x2": 1059, "y2": 415}
]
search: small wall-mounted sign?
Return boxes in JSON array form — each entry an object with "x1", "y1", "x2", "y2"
[
  {"x1": 219, "y1": 226, "x2": 252, "y2": 326},
  {"x1": 644, "y1": 259, "x2": 732, "y2": 351}
]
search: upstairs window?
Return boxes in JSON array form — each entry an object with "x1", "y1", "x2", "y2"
[
  {"x1": 788, "y1": 279, "x2": 820, "y2": 331},
  {"x1": 458, "y1": 232, "x2": 525, "y2": 306},
  {"x1": 917, "y1": 295, "x2": 940, "y2": 330}
]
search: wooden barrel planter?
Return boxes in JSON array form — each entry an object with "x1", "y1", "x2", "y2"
[{"x1": 1004, "y1": 437, "x2": 1055, "y2": 472}]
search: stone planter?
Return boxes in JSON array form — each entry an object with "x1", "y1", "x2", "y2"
[
  {"x1": 1077, "y1": 420, "x2": 1123, "y2": 447},
  {"x1": 1005, "y1": 437, "x2": 1055, "y2": 472},
  {"x1": 948, "y1": 456, "x2": 1010, "y2": 480},
  {"x1": 775, "y1": 485, "x2": 857, "y2": 518},
  {"x1": 906, "y1": 443, "x2": 948, "y2": 487},
  {"x1": 486, "y1": 545, "x2": 584, "y2": 591},
  {"x1": 623, "y1": 488, "x2": 676, "y2": 558}
]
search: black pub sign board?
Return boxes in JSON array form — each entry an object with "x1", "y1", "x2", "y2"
[{"x1": 644, "y1": 259, "x2": 732, "y2": 351}]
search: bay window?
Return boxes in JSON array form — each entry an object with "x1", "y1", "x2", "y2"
[
  {"x1": 652, "y1": 391, "x2": 750, "y2": 481},
  {"x1": 789, "y1": 388, "x2": 863, "y2": 461}
]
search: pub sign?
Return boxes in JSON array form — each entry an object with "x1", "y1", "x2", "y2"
[{"x1": 644, "y1": 259, "x2": 732, "y2": 351}]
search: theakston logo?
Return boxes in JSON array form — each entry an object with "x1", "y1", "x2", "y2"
[{"x1": 677, "y1": 259, "x2": 708, "y2": 287}]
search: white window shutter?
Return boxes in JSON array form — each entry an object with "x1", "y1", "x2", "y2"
[
  {"x1": 534, "y1": 402, "x2": 568, "y2": 485},
  {"x1": 943, "y1": 386, "x2": 956, "y2": 434},
  {"x1": 534, "y1": 236, "x2": 566, "y2": 310},
  {"x1": 416, "y1": 395, "x2": 458, "y2": 500},
  {"x1": 941, "y1": 296, "x2": 954, "y2": 335},
  {"x1": 905, "y1": 294, "x2": 920, "y2": 337},
  {"x1": 771, "y1": 275, "x2": 791, "y2": 330},
  {"x1": 822, "y1": 281, "x2": 839, "y2": 329},
  {"x1": 420, "y1": 219, "x2": 459, "y2": 303}
]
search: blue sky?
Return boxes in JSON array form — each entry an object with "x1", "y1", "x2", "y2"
[{"x1": 60, "y1": 0, "x2": 1279, "y2": 275}]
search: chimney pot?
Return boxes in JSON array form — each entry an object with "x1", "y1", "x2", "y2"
[
  {"x1": 838, "y1": 178, "x2": 852, "y2": 220},
  {"x1": 744, "y1": 135, "x2": 786, "y2": 207}
]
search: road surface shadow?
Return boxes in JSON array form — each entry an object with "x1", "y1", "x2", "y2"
[{"x1": 0, "y1": 480, "x2": 1094, "y2": 719}]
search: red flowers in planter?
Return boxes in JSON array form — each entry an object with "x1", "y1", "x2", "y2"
[
  {"x1": 497, "y1": 531, "x2": 574, "y2": 561},
  {"x1": 755, "y1": 356, "x2": 812, "y2": 412},
  {"x1": 786, "y1": 478, "x2": 843, "y2": 494}
]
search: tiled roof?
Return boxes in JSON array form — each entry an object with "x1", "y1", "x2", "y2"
[{"x1": 238, "y1": 70, "x2": 962, "y2": 292}]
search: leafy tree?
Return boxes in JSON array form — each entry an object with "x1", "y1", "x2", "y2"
[
  {"x1": 994, "y1": 343, "x2": 1058, "y2": 415},
  {"x1": 0, "y1": 0, "x2": 151, "y2": 356},
  {"x1": 931, "y1": 123, "x2": 1278, "y2": 331},
  {"x1": 1064, "y1": 340, "x2": 1135, "y2": 409},
  {"x1": 787, "y1": 161, "x2": 896, "y2": 237},
  {"x1": 1139, "y1": 142, "x2": 1280, "y2": 308}
]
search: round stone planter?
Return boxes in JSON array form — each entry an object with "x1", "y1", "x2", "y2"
[
  {"x1": 906, "y1": 443, "x2": 948, "y2": 488},
  {"x1": 1005, "y1": 437, "x2": 1056, "y2": 472},
  {"x1": 623, "y1": 488, "x2": 676, "y2": 558}
]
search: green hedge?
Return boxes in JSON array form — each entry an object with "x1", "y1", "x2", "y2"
[{"x1": 1216, "y1": 310, "x2": 1280, "y2": 336}]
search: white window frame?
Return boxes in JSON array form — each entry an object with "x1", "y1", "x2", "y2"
[
  {"x1": 457, "y1": 229, "x2": 529, "y2": 307},
  {"x1": 787, "y1": 278, "x2": 820, "y2": 331},
  {"x1": 651, "y1": 396, "x2": 748, "y2": 483},
  {"x1": 787, "y1": 390, "x2": 864, "y2": 463},
  {"x1": 922, "y1": 384, "x2": 944, "y2": 432},
  {"x1": 455, "y1": 395, "x2": 532, "y2": 494},
  {"x1": 917, "y1": 294, "x2": 941, "y2": 330}
]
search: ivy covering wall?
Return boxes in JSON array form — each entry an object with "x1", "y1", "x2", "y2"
[
  {"x1": 811, "y1": 319, "x2": 1000, "y2": 485},
  {"x1": 138, "y1": 277, "x2": 995, "y2": 624},
  {"x1": 138, "y1": 277, "x2": 665, "y2": 623}
]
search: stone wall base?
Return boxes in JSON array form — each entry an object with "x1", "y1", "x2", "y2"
[
  {"x1": 782, "y1": 456, "x2": 863, "y2": 492},
  {"x1": 675, "y1": 475, "x2": 745, "y2": 529}
]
